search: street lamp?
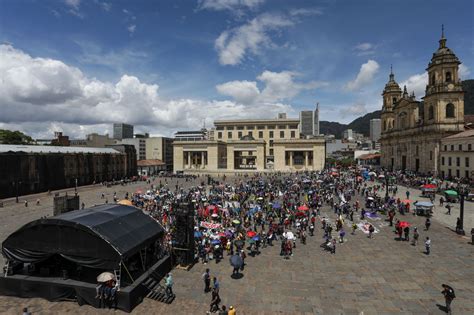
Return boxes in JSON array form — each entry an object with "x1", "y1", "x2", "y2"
[
  {"x1": 456, "y1": 185, "x2": 469, "y2": 235},
  {"x1": 75, "y1": 178, "x2": 78, "y2": 194}
]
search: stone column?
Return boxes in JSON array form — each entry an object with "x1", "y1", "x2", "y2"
[
  {"x1": 304, "y1": 151, "x2": 308, "y2": 168},
  {"x1": 201, "y1": 151, "x2": 205, "y2": 169},
  {"x1": 289, "y1": 151, "x2": 293, "y2": 167},
  {"x1": 187, "y1": 152, "x2": 191, "y2": 168}
]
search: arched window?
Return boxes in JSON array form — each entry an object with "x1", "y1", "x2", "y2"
[
  {"x1": 446, "y1": 72, "x2": 452, "y2": 82},
  {"x1": 431, "y1": 74, "x2": 435, "y2": 85},
  {"x1": 383, "y1": 120, "x2": 387, "y2": 131},
  {"x1": 392, "y1": 97, "x2": 397, "y2": 104},
  {"x1": 446, "y1": 103, "x2": 455, "y2": 118},
  {"x1": 428, "y1": 106, "x2": 434, "y2": 120}
]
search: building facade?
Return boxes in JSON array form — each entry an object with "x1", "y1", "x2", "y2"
[
  {"x1": 145, "y1": 137, "x2": 174, "y2": 170},
  {"x1": 380, "y1": 31, "x2": 465, "y2": 174},
  {"x1": 299, "y1": 103, "x2": 320, "y2": 137},
  {"x1": 173, "y1": 116, "x2": 325, "y2": 173},
  {"x1": 119, "y1": 138, "x2": 147, "y2": 160},
  {"x1": 439, "y1": 130, "x2": 474, "y2": 179},
  {"x1": 70, "y1": 133, "x2": 116, "y2": 148},
  {"x1": 113, "y1": 123, "x2": 134, "y2": 140},
  {"x1": 0, "y1": 145, "x2": 137, "y2": 199},
  {"x1": 370, "y1": 119, "x2": 381, "y2": 142}
]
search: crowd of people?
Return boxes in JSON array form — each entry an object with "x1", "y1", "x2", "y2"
[{"x1": 106, "y1": 167, "x2": 464, "y2": 313}]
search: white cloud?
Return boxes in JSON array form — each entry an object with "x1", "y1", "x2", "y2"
[
  {"x1": 0, "y1": 44, "x2": 295, "y2": 139},
  {"x1": 354, "y1": 43, "x2": 372, "y2": 51},
  {"x1": 215, "y1": 13, "x2": 293, "y2": 65},
  {"x1": 127, "y1": 24, "x2": 136, "y2": 34},
  {"x1": 198, "y1": 0, "x2": 264, "y2": 12},
  {"x1": 400, "y1": 72, "x2": 427, "y2": 98},
  {"x1": 345, "y1": 60, "x2": 380, "y2": 91},
  {"x1": 338, "y1": 103, "x2": 367, "y2": 119},
  {"x1": 459, "y1": 64, "x2": 470, "y2": 79},
  {"x1": 216, "y1": 70, "x2": 328, "y2": 104},
  {"x1": 95, "y1": 1, "x2": 112, "y2": 12},
  {"x1": 64, "y1": 0, "x2": 81, "y2": 10},
  {"x1": 289, "y1": 8, "x2": 323, "y2": 17},
  {"x1": 353, "y1": 42, "x2": 376, "y2": 56},
  {"x1": 216, "y1": 80, "x2": 260, "y2": 104}
]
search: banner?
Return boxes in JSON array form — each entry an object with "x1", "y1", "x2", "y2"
[
  {"x1": 200, "y1": 221, "x2": 222, "y2": 229},
  {"x1": 357, "y1": 221, "x2": 379, "y2": 234}
]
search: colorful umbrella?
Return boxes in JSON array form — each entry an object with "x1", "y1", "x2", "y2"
[
  {"x1": 194, "y1": 231, "x2": 203, "y2": 238},
  {"x1": 252, "y1": 235, "x2": 261, "y2": 241},
  {"x1": 272, "y1": 202, "x2": 281, "y2": 209},
  {"x1": 232, "y1": 219, "x2": 241, "y2": 225},
  {"x1": 399, "y1": 221, "x2": 411, "y2": 228},
  {"x1": 97, "y1": 272, "x2": 115, "y2": 283},
  {"x1": 402, "y1": 199, "x2": 411, "y2": 204},
  {"x1": 444, "y1": 190, "x2": 458, "y2": 196},
  {"x1": 118, "y1": 199, "x2": 132, "y2": 206},
  {"x1": 298, "y1": 205, "x2": 309, "y2": 211},
  {"x1": 230, "y1": 255, "x2": 243, "y2": 268},
  {"x1": 246, "y1": 231, "x2": 257, "y2": 238},
  {"x1": 422, "y1": 184, "x2": 437, "y2": 189},
  {"x1": 211, "y1": 239, "x2": 221, "y2": 245}
]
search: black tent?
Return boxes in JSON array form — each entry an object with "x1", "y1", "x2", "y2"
[{"x1": 2, "y1": 204, "x2": 165, "y2": 270}]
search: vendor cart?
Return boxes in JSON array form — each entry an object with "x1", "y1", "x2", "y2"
[{"x1": 414, "y1": 201, "x2": 434, "y2": 216}]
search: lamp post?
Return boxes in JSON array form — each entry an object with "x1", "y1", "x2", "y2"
[
  {"x1": 456, "y1": 186, "x2": 468, "y2": 235},
  {"x1": 75, "y1": 178, "x2": 78, "y2": 194}
]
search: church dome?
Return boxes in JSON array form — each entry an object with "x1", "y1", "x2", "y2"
[
  {"x1": 428, "y1": 28, "x2": 460, "y2": 68},
  {"x1": 383, "y1": 68, "x2": 402, "y2": 93}
]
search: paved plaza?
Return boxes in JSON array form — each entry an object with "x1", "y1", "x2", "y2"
[{"x1": 0, "y1": 176, "x2": 473, "y2": 314}]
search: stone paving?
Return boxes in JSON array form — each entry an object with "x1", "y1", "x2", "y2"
[{"x1": 0, "y1": 176, "x2": 473, "y2": 314}]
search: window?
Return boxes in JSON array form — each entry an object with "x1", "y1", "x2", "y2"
[
  {"x1": 448, "y1": 157, "x2": 452, "y2": 166},
  {"x1": 456, "y1": 169, "x2": 460, "y2": 178},
  {"x1": 269, "y1": 149, "x2": 274, "y2": 156},
  {"x1": 383, "y1": 120, "x2": 387, "y2": 131},
  {"x1": 269, "y1": 131, "x2": 274, "y2": 138},
  {"x1": 269, "y1": 140, "x2": 274, "y2": 147},
  {"x1": 441, "y1": 157, "x2": 445, "y2": 165},
  {"x1": 444, "y1": 145, "x2": 447, "y2": 151},
  {"x1": 392, "y1": 97, "x2": 397, "y2": 104},
  {"x1": 218, "y1": 132, "x2": 222, "y2": 139},
  {"x1": 466, "y1": 171, "x2": 470, "y2": 179},
  {"x1": 291, "y1": 131, "x2": 296, "y2": 138},
  {"x1": 228, "y1": 132, "x2": 232, "y2": 139},
  {"x1": 459, "y1": 144, "x2": 462, "y2": 151},
  {"x1": 280, "y1": 131, "x2": 284, "y2": 138},
  {"x1": 258, "y1": 131, "x2": 263, "y2": 138},
  {"x1": 446, "y1": 71, "x2": 452, "y2": 82},
  {"x1": 248, "y1": 131, "x2": 253, "y2": 137},
  {"x1": 237, "y1": 126, "x2": 244, "y2": 130},
  {"x1": 216, "y1": 126, "x2": 224, "y2": 130},
  {"x1": 469, "y1": 144, "x2": 472, "y2": 151},
  {"x1": 431, "y1": 74, "x2": 435, "y2": 85},
  {"x1": 428, "y1": 106, "x2": 434, "y2": 120},
  {"x1": 466, "y1": 157, "x2": 470, "y2": 168},
  {"x1": 446, "y1": 103, "x2": 455, "y2": 118},
  {"x1": 416, "y1": 146, "x2": 419, "y2": 156},
  {"x1": 289, "y1": 124, "x2": 298, "y2": 129},
  {"x1": 257, "y1": 126, "x2": 265, "y2": 130},
  {"x1": 456, "y1": 157, "x2": 460, "y2": 167},
  {"x1": 451, "y1": 145, "x2": 454, "y2": 151},
  {"x1": 238, "y1": 131, "x2": 242, "y2": 138}
]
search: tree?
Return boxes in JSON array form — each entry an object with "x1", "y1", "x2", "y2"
[{"x1": 0, "y1": 129, "x2": 34, "y2": 144}]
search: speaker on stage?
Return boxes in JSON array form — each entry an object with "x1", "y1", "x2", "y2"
[{"x1": 172, "y1": 202, "x2": 195, "y2": 266}]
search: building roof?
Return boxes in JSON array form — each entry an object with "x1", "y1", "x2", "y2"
[
  {"x1": 442, "y1": 129, "x2": 474, "y2": 140},
  {"x1": 137, "y1": 159, "x2": 166, "y2": 166},
  {"x1": 214, "y1": 118, "x2": 299, "y2": 125},
  {"x1": 0, "y1": 144, "x2": 120, "y2": 154},
  {"x1": 464, "y1": 114, "x2": 474, "y2": 126}
]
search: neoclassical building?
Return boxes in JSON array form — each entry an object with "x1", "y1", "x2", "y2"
[
  {"x1": 173, "y1": 116, "x2": 325, "y2": 173},
  {"x1": 380, "y1": 30, "x2": 465, "y2": 174}
]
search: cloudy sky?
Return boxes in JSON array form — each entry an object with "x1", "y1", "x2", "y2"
[{"x1": 0, "y1": 0, "x2": 472, "y2": 139}]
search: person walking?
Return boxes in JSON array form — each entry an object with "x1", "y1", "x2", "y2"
[
  {"x1": 368, "y1": 224, "x2": 375, "y2": 239},
  {"x1": 425, "y1": 237, "x2": 431, "y2": 255},
  {"x1": 445, "y1": 203, "x2": 452, "y2": 215},
  {"x1": 218, "y1": 305, "x2": 227, "y2": 315},
  {"x1": 331, "y1": 238, "x2": 336, "y2": 254},
  {"x1": 404, "y1": 226, "x2": 410, "y2": 242},
  {"x1": 412, "y1": 227, "x2": 419, "y2": 246},
  {"x1": 209, "y1": 288, "x2": 221, "y2": 313},
  {"x1": 441, "y1": 284, "x2": 455, "y2": 314},
  {"x1": 425, "y1": 218, "x2": 431, "y2": 231},
  {"x1": 228, "y1": 305, "x2": 236, "y2": 315},
  {"x1": 202, "y1": 268, "x2": 211, "y2": 293},
  {"x1": 165, "y1": 273, "x2": 174, "y2": 297}
]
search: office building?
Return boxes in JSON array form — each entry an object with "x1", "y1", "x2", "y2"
[
  {"x1": 113, "y1": 123, "x2": 134, "y2": 140},
  {"x1": 370, "y1": 119, "x2": 382, "y2": 142}
]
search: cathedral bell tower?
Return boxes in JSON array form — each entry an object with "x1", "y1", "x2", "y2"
[
  {"x1": 381, "y1": 66, "x2": 401, "y2": 133},
  {"x1": 423, "y1": 25, "x2": 464, "y2": 129}
]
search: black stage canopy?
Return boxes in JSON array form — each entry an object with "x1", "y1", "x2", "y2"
[{"x1": 2, "y1": 204, "x2": 164, "y2": 269}]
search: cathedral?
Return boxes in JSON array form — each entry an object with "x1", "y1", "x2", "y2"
[{"x1": 380, "y1": 28, "x2": 465, "y2": 175}]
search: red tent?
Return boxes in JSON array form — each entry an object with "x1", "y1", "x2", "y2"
[
  {"x1": 422, "y1": 184, "x2": 437, "y2": 189},
  {"x1": 399, "y1": 221, "x2": 411, "y2": 228}
]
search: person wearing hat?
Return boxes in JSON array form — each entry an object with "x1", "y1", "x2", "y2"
[
  {"x1": 228, "y1": 305, "x2": 236, "y2": 315},
  {"x1": 441, "y1": 284, "x2": 455, "y2": 314}
]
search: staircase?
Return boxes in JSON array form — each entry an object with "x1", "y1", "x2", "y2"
[{"x1": 142, "y1": 270, "x2": 175, "y2": 304}]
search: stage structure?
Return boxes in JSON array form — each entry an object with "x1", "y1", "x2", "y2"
[{"x1": 0, "y1": 204, "x2": 171, "y2": 312}]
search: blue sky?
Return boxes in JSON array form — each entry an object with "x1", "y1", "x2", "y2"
[{"x1": 0, "y1": 0, "x2": 473, "y2": 138}]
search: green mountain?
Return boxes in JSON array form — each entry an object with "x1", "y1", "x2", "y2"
[{"x1": 320, "y1": 79, "x2": 474, "y2": 138}]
